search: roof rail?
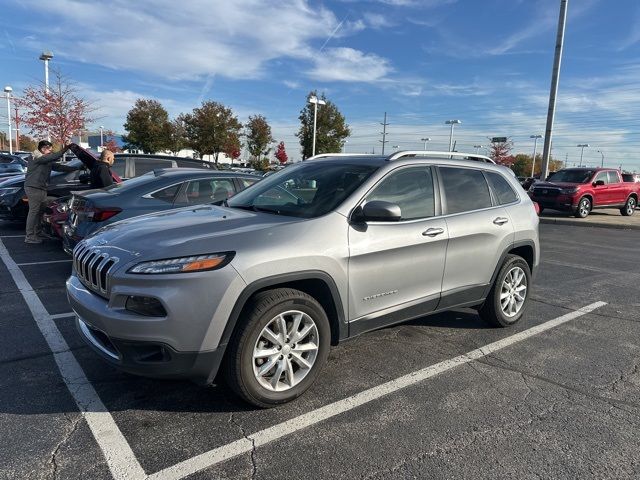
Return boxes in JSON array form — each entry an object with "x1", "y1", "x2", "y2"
[
  {"x1": 387, "y1": 150, "x2": 495, "y2": 164},
  {"x1": 305, "y1": 153, "x2": 376, "y2": 161}
]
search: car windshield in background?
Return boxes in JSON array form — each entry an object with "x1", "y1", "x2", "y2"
[
  {"x1": 547, "y1": 169, "x2": 595, "y2": 183},
  {"x1": 227, "y1": 162, "x2": 379, "y2": 218}
]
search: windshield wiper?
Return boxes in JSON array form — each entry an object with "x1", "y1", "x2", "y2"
[{"x1": 228, "y1": 204, "x2": 281, "y2": 215}]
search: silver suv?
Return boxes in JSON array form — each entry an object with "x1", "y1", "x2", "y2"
[{"x1": 67, "y1": 152, "x2": 539, "y2": 407}]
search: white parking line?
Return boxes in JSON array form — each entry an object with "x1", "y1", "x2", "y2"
[
  {"x1": 50, "y1": 312, "x2": 75, "y2": 319},
  {"x1": 17, "y1": 259, "x2": 72, "y2": 266},
  {"x1": 0, "y1": 240, "x2": 147, "y2": 480},
  {"x1": 0, "y1": 235, "x2": 25, "y2": 238},
  {"x1": 0, "y1": 236, "x2": 608, "y2": 480},
  {"x1": 148, "y1": 300, "x2": 607, "y2": 480}
]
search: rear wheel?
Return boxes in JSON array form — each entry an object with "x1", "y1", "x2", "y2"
[
  {"x1": 224, "y1": 288, "x2": 330, "y2": 408},
  {"x1": 620, "y1": 196, "x2": 636, "y2": 216},
  {"x1": 479, "y1": 255, "x2": 531, "y2": 328},
  {"x1": 575, "y1": 197, "x2": 591, "y2": 218}
]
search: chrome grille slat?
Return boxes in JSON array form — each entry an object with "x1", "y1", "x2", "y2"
[{"x1": 72, "y1": 244, "x2": 119, "y2": 298}]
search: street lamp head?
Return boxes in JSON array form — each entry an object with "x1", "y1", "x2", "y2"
[
  {"x1": 577, "y1": 144, "x2": 590, "y2": 148},
  {"x1": 474, "y1": 145, "x2": 483, "y2": 148},
  {"x1": 420, "y1": 137, "x2": 431, "y2": 142},
  {"x1": 100, "y1": 125, "x2": 104, "y2": 129},
  {"x1": 3, "y1": 86, "x2": 12, "y2": 93},
  {"x1": 39, "y1": 51, "x2": 53, "y2": 61},
  {"x1": 308, "y1": 96, "x2": 326, "y2": 105},
  {"x1": 445, "y1": 119, "x2": 461, "y2": 125},
  {"x1": 530, "y1": 134, "x2": 542, "y2": 139}
]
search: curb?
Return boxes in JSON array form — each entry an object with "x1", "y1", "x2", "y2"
[{"x1": 539, "y1": 217, "x2": 640, "y2": 231}]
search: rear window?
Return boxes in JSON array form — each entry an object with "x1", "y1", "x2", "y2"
[
  {"x1": 440, "y1": 167, "x2": 493, "y2": 214},
  {"x1": 485, "y1": 171, "x2": 519, "y2": 205}
]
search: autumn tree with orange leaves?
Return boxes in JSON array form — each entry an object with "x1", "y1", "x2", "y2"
[{"x1": 16, "y1": 71, "x2": 97, "y2": 146}]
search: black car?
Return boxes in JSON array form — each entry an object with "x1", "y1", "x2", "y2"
[
  {"x1": 0, "y1": 154, "x2": 27, "y2": 179},
  {"x1": 0, "y1": 150, "x2": 213, "y2": 221}
]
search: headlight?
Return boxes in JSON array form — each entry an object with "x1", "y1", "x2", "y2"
[
  {"x1": 0, "y1": 187, "x2": 20, "y2": 196},
  {"x1": 56, "y1": 203, "x2": 69, "y2": 213},
  {"x1": 128, "y1": 252, "x2": 234, "y2": 274},
  {"x1": 560, "y1": 187, "x2": 578, "y2": 194}
]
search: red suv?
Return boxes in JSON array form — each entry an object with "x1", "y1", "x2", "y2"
[{"x1": 529, "y1": 168, "x2": 638, "y2": 218}]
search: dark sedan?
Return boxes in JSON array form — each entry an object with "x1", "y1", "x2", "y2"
[{"x1": 62, "y1": 168, "x2": 261, "y2": 253}]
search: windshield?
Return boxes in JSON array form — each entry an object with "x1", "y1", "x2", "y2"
[
  {"x1": 227, "y1": 162, "x2": 379, "y2": 218},
  {"x1": 547, "y1": 169, "x2": 595, "y2": 184}
]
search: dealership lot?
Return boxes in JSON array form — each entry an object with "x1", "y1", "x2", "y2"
[{"x1": 1, "y1": 222, "x2": 639, "y2": 479}]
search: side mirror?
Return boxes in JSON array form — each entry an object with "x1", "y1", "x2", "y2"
[
  {"x1": 593, "y1": 180, "x2": 605, "y2": 186},
  {"x1": 79, "y1": 173, "x2": 90, "y2": 184},
  {"x1": 356, "y1": 200, "x2": 402, "y2": 222}
]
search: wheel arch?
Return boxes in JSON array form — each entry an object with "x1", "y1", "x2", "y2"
[{"x1": 483, "y1": 240, "x2": 536, "y2": 300}]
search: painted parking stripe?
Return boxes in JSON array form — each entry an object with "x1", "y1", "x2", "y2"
[
  {"x1": 17, "y1": 259, "x2": 72, "y2": 266},
  {"x1": 0, "y1": 240, "x2": 147, "y2": 480},
  {"x1": 50, "y1": 312, "x2": 75, "y2": 320},
  {"x1": 0, "y1": 235, "x2": 25, "y2": 238},
  {"x1": 148, "y1": 300, "x2": 606, "y2": 480}
]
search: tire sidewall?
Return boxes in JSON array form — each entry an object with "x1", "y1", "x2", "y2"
[
  {"x1": 237, "y1": 294, "x2": 330, "y2": 406},
  {"x1": 490, "y1": 257, "x2": 531, "y2": 326}
]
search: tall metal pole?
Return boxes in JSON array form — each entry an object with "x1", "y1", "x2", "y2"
[
  {"x1": 579, "y1": 145, "x2": 585, "y2": 167},
  {"x1": 4, "y1": 87, "x2": 12, "y2": 154},
  {"x1": 530, "y1": 135, "x2": 542, "y2": 177},
  {"x1": 598, "y1": 150, "x2": 604, "y2": 167},
  {"x1": 312, "y1": 101, "x2": 318, "y2": 157},
  {"x1": 14, "y1": 107, "x2": 20, "y2": 150},
  {"x1": 540, "y1": 0, "x2": 568, "y2": 180},
  {"x1": 380, "y1": 112, "x2": 389, "y2": 155},
  {"x1": 448, "y1": 123, "x2": 455, "y2": 152}
]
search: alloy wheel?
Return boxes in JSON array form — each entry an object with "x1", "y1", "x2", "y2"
[
  {"x1": 627, "y1": 198, "x2": 636, "y2": 215},
  {"x1": 252, "y1": 310, "x2": 319, "y2": 392},
  {"x1": 579, "y1": 199, "x2": 590, "y2": 217},
  {"x1": 500, "y1": 267, "x2": 527, "y2": 318}
]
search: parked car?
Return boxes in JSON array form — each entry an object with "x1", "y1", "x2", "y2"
[
  {"x1": 0, "y1": 154, "x2": 27, "y2": 179},
  {"x1": 62, "y1": 168, "x2": 261, "y2": 253},
  {"x1": 529, "y1": 167, "x2": 638, "y2": 218},
  {"x1": 43, "y1": 196, "x2": 72, "y2": 238},
  {"x1": 0, "y1": 149, "x2": 210, "y2": 222},
  {"x1": 67, "y1": 151, "x2": 539, "y2": 407}
]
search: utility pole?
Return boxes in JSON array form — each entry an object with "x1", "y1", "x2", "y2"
[
  {"x1": 540, "y1": 0, "x2": 568, "y2": 180},
  {"x1": 379, "y1": 112, "x2": 389, "y2": 155}
]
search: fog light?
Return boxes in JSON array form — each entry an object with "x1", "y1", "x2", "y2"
[{"x1": 125, "y1": 296, "x2": 166, "y2": 317}]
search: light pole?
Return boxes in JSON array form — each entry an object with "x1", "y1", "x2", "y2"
[
  {"x1": 4, "y1": 86, "x2": 13, "y2": 154},
  {"x1": 474, "y1": 144, "x2": 483, "y2": 154},
  {"x1": 577, "y1": 143, "x2": 589, "y2": 167},
  {"x1": 420, "y1": 137, "x2": 431, "y2": 150},
  {"x1": 445, "y1": 120, "x2": 461, "y2": 152},
  {"x1": 597, "y1": 149, "x2": 604, "y2": 167},
  {"x1": 100, "y1": 126, "x2": 104, "y2": 149},
  {"x1": 342, "y1": 140, "x2": 348, "y2": 153},
  {"x1": 40, "y1": 51, "x2": 53, "y2": 141},
  {"x1": 530, "y1": 134, "x2": 542, "y2": 177},
  {"x1": 308, "y1": 96, "x2": 326, "y2": 157}
]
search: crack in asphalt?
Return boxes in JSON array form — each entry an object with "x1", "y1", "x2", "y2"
[
  {"x1": 229, "y1": 412, "x2": 257, "y2": 479},
  {"x1": 48, "y1": 412, "x2": 82, "y2": 480}
]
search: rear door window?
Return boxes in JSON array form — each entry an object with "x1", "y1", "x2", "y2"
[
  {"x1": 149, "y1": 183, "x2": 183, "y2": 203},
  {"x1": 440, "y1": 167, "x2": 493, "y2": 214},
  {"x1": 485, "y1": 171, "x2": 519, "y2": 205},
  {"x1": 607, "y1": 171, "x2": 619, "y2": 184},
  {"x1": 133, "y1": 158, "x2": 175, "y2": 176}
]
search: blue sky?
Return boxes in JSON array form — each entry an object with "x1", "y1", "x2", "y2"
[{"x1": 2, "y1": 0, "x2": 640, "y2": 169}]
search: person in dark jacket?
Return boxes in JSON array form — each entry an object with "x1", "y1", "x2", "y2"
[
  {"x1": 25, "y1": 141, "x2": 80, "y2": 244},
  {"x1": 90, "y1": 150, "x2": 115, "y2": 189}
]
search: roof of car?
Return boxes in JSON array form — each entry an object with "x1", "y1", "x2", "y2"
[{"x1": 153, "y1": 167, "x2": 260, "y2": 177}]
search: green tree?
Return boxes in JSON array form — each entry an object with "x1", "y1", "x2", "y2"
[
  {"x1": 245, "y1": 115, "x2": 274, "y2": 160},
  {"x1": 296, "y1": 91, "x2": 350, "y2": 159},
  {"x1": 182, "y1": 101, "x2": 242, "y2": 164},
  {"x1": 122, "y1": 99, "x2": 171, "y2": 153},
  {"x1": 167, "y1": 117, "x2": 188, "y2": 155},
  {"x1": 512, "y1": 153, "x2": 563, "y2": 177}
]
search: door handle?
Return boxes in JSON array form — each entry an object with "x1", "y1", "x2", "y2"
[
  {"x1": 493, "y1": 217, "x2": 509, "y2": 225},
  {"x1": 422, "y1": 227, "x2": 445, "y2": 237}
]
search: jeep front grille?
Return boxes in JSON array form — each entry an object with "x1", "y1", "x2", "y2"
[{"x1": 73, "y1": 244, "x2": 118, "y2": 297}]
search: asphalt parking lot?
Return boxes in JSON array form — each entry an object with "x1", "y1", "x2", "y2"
[{"x1": 1, "y1": 221, "x2": 639, "y2": 479}]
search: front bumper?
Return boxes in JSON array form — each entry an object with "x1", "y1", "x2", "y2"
[
  {"x1": 75, "y1": 316, "x2": 224, "y2": 384},
  {"x1": 529, "y1": 193, "x2": 577, "y2": 211}
]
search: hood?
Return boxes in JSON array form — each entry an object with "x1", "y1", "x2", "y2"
[
  {"x1": 532, "y1": 181, "x2": 584, "y2": 188},
  {"x1": 84, "y1": 204, "x2": 302, "y2": 258},
  {"x1": 68, "y1": 144, "x2": 97, "y2": 169},
  {"x1": 0, "y1": 174, "x2": 25, "y2": 187}
]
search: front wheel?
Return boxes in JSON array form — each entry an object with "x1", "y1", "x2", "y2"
[
  {"x1": 575, "y1": 197, "x2": 591, "y2": 218},
  {"x1": 224, "y1": 288, "x2": 330, "y2": 408},
  {"x1": 620, "y1": 196, "x2": 636, "y2": 216},
  {"x1": 479, "y1": 255, "x2": 531, "y2": 328}
]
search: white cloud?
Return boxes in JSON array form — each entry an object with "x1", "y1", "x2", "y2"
[
  {"x1": 15, "y1": 0, "x2": 347, "y2": 80},
  {"x1": 306, "y1": 47, "x2": 393, "y2": 82},
  {"x1": 363, "y1": 12, "x2": 394, "y2": 29}
]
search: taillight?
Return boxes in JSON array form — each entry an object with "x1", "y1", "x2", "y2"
[
  {"x1": 533, "y1": 201, "x2": 540, "y2": 215},
  {"x1": 91, "y1": 207, "x2": 122, "y2": 222}
]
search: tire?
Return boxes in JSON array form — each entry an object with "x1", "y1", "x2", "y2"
[
  {"x1": 574, "y1": 196, "x2": 591, "y2": 218},
  {"x1": 479, "y1": 254, "x2": 531, "y2": 328},
  {"x1": 620, "y1": 196, "x2": 637, "y2": 216},
  {"x1": 224, "y1": 288, "x2": 330, "y2": 408}
]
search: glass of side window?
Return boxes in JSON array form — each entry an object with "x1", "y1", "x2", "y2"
[
  {"x1": 485, "y1": 171, "x2": 519, "y2": 205},
  {"x1": 364, "y1": 167, "x2": 435, "y2": 220},
  {"x1": 440, "y1": 167, "x2": 493, "y2": 214}
]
